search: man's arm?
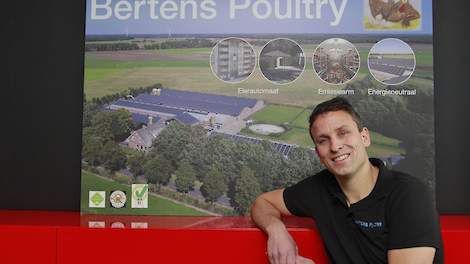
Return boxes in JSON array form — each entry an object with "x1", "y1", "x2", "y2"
[
  {"x1": 386, "y1": 176, "x2": 441, "y2": 264},
  {"x1": 388, "y1": 247, "x2": 436, "y2": 264},
  {"x1": 251, "y1": 189, "x2": 298, "y2": 264}
]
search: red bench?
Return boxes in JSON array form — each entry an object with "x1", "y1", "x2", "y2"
[{"x1": 0, "y1": 211, "x2": 468, "y2": 263}]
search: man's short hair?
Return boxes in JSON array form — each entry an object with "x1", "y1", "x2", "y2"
[{"x1": 309, "y1": 97, "x2": 364, "y2": 140}]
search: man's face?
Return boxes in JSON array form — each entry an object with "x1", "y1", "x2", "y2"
[{"x1": 310, "y1": 110, "x2": 371, "y2": 178}]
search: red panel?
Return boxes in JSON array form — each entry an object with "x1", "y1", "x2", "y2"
[
  {"x1": 0, "y1": 210, "x2": 79, "y2": 227},
  {"x1": 57, "y1": 227, "x2": 329, "y2": 264},
  {"x1": 0, "y1": 226, "x2": 56, "y2": 264},
  {"x1": 1, "y1": 211, "x2": 470, "y2": 264},
  {"x1": 441, "y1": 216, "x2": 470, "y2": 263}
]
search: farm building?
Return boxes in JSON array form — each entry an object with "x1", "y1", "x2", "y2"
[
  {"x1": 126, "y1": 121, "x2": 165, "y2": 152},
  {"x1": 108, "y1": 88, "x2": 265, "y2": 151}
]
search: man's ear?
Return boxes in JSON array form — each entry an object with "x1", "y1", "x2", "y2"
[{"x1": 361, "y1": 127, "x2": 371, "y2": 147}]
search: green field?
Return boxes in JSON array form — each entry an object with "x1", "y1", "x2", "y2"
[
  {"x1": 83, "y1": 43, "x2": 433, "y2": 105},
  {"x1": 244, "y1": 104, "x2": 404, "y2": 157},
  {"x1": 84, "y1": 68, "x2": 124, "y2": 82},
  {"x1": 85, "y1": 54, "x2": 208, "y2": 70},
  {"x1": 155, "y1": 47, "x2": 212, "y2": 55},
  {"x1": 85, "y1": 65, "x2": 346, "y2": 107},
  {"x1": 81, "y1": 170, "x2": 209, "y2": 216},
  {"x1": 248, "y1": 104, "x2": 306, "y2": 125},
  {"x1": 368, "y1": 131, "x2": 404, "y2": 157}
]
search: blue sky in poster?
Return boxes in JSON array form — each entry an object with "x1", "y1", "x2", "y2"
[
  {"x1": 371, "y1": 38, "x2": 414, "y2": 54},
  {"x1": 85, "y1": 0, "x2": 433, "y2": 35}
]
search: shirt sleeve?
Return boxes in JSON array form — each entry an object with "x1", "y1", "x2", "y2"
[
  {"x1": 283, "y1": 176, "x2": 319, "y2": 217},
  {"x1": 386, "y1": 177, "x2": 442, "y2": 250}
]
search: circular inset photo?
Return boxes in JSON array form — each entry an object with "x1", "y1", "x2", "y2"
[
  {"x1": 313, "y1": 38, "x2": 360, "y2": 85},
  {"x1": 210, "y1": 38, "x2": 256, "y2": 83},
  {"x1": 368, "y1": 38, "x2": 416, "y2": 85},
  {"x1": 259, "y1": 38, "x2": 305, "y2": 85}
]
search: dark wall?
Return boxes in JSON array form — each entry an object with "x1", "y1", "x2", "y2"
[
  {"x1": 1, "y1": 1, "x2": 85, "y2": 210},
  {"x1": 1, "y1": 1, "x2": 469, "y2": 213},
  {"x1": 433, "y1": 1, "x2": 470, "y2": 213}
]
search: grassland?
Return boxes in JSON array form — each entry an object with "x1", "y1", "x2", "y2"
[
  {"x1": 248, "y1": 104, "x2": 306, "y2": 125},
  {"x1": 85, "y1": 61, "x2": 348, "y2": 107},
  {"x1": 81, "y1": 170, "x2": 209, "y2": 216},
  {"x1": 83, "y1": 43, "x2": 433, "y2": 104}
]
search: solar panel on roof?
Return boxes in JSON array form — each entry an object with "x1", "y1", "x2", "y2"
[
  {"x1": 133, "y1": 89, "x2": 258, "y2": 116},
  {"x1": 111, "y1": 99, "x2": 198, "y2": 125},
  {"x1": 131, "y1": 113, "x2": 161, "y2": 124},
  {"x1": 211, "y1": 132, "x2": 297, "y2": 158}
]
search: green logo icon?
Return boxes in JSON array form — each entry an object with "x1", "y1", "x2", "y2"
[{"x1": 89, "y1": 191, "x2": 105, "y2": 208}]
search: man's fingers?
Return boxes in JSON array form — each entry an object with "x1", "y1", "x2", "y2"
[
  {"x1": 268, "y1": 249, "x2": 291, "y2": 264},
  {"x1": 268, "y1": 250, "x2": 280, "y2": 264},
  {"x1": 296, "y1": 255, "x2": 315, "y2": 264},
  {"x1": 268, "y1": 251, "x2": 275, "y2": 264},
  {"x1": 286, "y1": 251, "x2": 296, "y2": 264}
]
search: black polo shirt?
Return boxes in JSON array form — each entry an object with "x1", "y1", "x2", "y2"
[{"x1": 283, "y1": 158, "x2": 443, "y2": 264}]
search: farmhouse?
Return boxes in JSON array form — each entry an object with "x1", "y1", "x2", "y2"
[{"x1": 127, "y1": 121, "x2": 165, "y2": 152}]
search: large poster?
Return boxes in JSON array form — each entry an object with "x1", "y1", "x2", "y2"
[{"x1": 82, "y1": 0, "x2": 434, "y2": 216}]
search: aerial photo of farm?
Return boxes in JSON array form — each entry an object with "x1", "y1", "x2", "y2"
[{"x1": 80, "y1": 32, "x2": 434, "y2": 217}]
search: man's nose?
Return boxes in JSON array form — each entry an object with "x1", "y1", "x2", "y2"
[{"x1": 330, "y1": 137, "x2": 343, "y2": 152}]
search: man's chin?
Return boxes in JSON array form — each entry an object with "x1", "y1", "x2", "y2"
[{"x1": 326, "y1": 165, "x2": 353, "y2": 178}]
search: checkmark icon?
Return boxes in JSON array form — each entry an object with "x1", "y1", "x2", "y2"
[
  {"x1": 131, "y1": 184, "x2": 149, "y2": 208},
  {"x1": 135, "y1": 185, "x2": 148, "y2": 198}
]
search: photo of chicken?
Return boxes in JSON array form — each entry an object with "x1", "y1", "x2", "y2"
[{"x1": 365, "y1": 0, "x2": 421, "y2": 30}]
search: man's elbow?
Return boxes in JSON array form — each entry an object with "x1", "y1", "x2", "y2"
[
  {"x1": 251, "y1": 189, "x2": 289, "y2": 217},
  {"x1": 250, "y1": 194, "x2": 269, "y2": 216}
]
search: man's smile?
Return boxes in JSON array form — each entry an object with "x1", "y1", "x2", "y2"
[{"x1": 332, "y1": 153, "x2": 351, "y2": 163}]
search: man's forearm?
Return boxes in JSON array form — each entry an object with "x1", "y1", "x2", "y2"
[
  {"x1": 251, "y1": 190, "x2": 301, "y2": 264},
  {"x1": 251, "y1": 196, "x2": 286, "y2": 235}
]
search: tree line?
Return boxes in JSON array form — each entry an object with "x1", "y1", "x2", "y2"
[
  {"x1": 85, "y1": 39, "x2": 214, "y2": 52},
  {"x1": 85, "y1": 42, "x2": 139, "y2": 51},
  {"x1": 128, "y1": 121, "x2": 323, "y2": 215},
  {"x1": 143, "y1": 38, "x2": 213, "y2": 50},
  {"x1": 82, "y1": 84, "x2": 163, "y2": 171}
]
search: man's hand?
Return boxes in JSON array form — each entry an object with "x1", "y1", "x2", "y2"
[
  {"x1": 251, "y1": 189, "x2": 302, "y2": 264},
  {"x1": 296, "y1": 255, "x2": 315, "y2": 264},
  {"x1": 266, "y1": 222, "x2": 298, "y2": 264}
]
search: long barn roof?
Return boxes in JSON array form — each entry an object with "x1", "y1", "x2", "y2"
[
  {"x1": 112, "y1": 99, "x2": 199, "y2": 125},
  {"x1": 133, "y1": 89, "x2": 258, "y2": 116}
]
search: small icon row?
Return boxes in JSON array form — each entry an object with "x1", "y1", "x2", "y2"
[
  {"x1": 210, "y1": 37, "x2": 415, "y2": 86},
  {"x1": 88, "y1": 221, "x2": 149, "y2": 229},
  {"x1": 88, "y1": 184, "x2": 149, "y2": 209}
]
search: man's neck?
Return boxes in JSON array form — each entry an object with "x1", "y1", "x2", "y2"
[{"x1": 335, "y1": 160, "x2": 379, "y2": 206}]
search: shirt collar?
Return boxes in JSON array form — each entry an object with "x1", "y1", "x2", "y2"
[{"x1": 325, "y1": 158, "x2": 390, "y2": 208}]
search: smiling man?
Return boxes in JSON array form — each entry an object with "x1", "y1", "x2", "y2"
[{"x1": 251, "y1": 97, "x2": 442, "y2": 264}]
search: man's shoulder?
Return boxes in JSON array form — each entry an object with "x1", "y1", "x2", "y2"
[
  {"x1": 382, "y1": 169, "x2": 431, "y2": 203},
  {"x1": 286, "y1": 169, "x2": 332, "y2": 192},
  {"x1": 299, "y1": 169, "x2": 332, "y2": 185}
]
